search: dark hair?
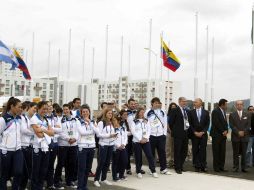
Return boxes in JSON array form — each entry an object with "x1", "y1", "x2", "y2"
[
  {"x1": 134, "y1": 107, "x2": 145, "y2": 120},
  {"x1": 119, "y1": 109, "x2": 128, "y2": 116},
  {"x1": 151, "y1": 97, "x2": 161, "y2": 105},
  {"x1": 128, "y1": 98, "x2": 135, "y2": 104},
  {"x1": 28, "y1": 102, "x2": 37, "y2": 109},
  {"x1": 81, "y1": 105, "x2": 91, "y2": 114},
  {"x1": 52, "y1": 103, "x2": 60, "y2": 109},
  {"x1": 73, "y1": 98, "x2": 81, "y2": 104},
  {"x1": 37, "y1": 101, "x2": 48, "y2": 110},
  {"x1": 21, "y1": 101, "x2": 30, "y2": 111},
  {"x1": 248, "y1": 106, "x2": 254, "y2": 111},
  {"x1": 100, "y1": 102, "x2": 107, "y2": 109},
  {"x1": 55, "y1": 106, "x2": 63, "y2": 114},
  {"x1": 68, "y1": 101, "x2": 74, "y2": 109},
  {"x1": 6, "y1": 97, "x2": 21, "y2": 112},
  {"x1": 218, "y1": 99, "x2": 228, "y2": 107},
  {"x1": 167, "y1": 102, "x2": 178, "y2": 115},
  {"x1": 63, "y1": 104, "x2": 71, "y2": 109}
]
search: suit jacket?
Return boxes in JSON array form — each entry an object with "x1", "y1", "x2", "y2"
[
  {"x1": 168, "y1": 107, "x2": 190, "y2": 139},
  {"x1": 210, "y1": 107, "x2": 228, "y2": 138},
  {"x1": 229, "y1": 111, "x2": 250, "y2": 142},
  {"x1": 188, "y1": 108, "x2": 210, "y2": 138}
]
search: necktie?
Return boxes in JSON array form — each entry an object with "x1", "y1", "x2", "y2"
[
  {"x1": 197, "y1": 109, "x2": 201, "y2": 122},
  {"x1": 238, "y1": 111, "x2": 242, "y2": 120}
]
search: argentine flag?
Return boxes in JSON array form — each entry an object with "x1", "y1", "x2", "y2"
[{"x1": 0, "y1": 40, "x2": 19, "y2": 70}]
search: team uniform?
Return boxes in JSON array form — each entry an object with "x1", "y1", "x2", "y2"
[
  {"x1": 112, "y1": 121, "x2": 128, "y2": 181},
  {"x1": 45, "y1": 113, "x2": 62, "y2": 189},
  {"x1": 0, "y1": 113, "x2": 23, "y2": 190},
  {"x1": 94, "y1": 121, "x2": 116, "y2": 184},
  {"x1": 145, "y1": 109, "x2": 170, "y2": 174},
  {"x1": 20, "y1": 113, "x2": 34, "y2": 190},
  {"x1": 30, "y1": 114, "x2": 52, "y2": 190},
  {"x1": 54, "y1": 115, "x2": 79, "y2": 188},
  {"x1": 77, "y1": 118, "x2": 99, "y2": 190},
  {"x1": 130, "y1": 118, "x2": 157, "y2": 177}
]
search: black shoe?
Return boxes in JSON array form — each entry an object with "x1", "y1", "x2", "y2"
[
  {"x1": 195, "y1": 168, "x2": 200, "y2": 172},
  {"x1": 140, "y1": 169, "x2": 145, "y2": 174},
  {"x1": 175, "y1": 169, "x2": 182, "y2": 174},
  {"x1": 181, "y1": 168, "x2": 186, "y2": 172},
  {"x1": 113, "y1": 177, "x2": 120, "y2": 182},
  {"x1": 214, "y1": 169, "x2": 220, "y2": 172},
  {"x1": 54, "y1": 183, "x2": 64, "y2": 190},
  {"x1": 233, "y1": 168, "x2": 239, "y2": 172},
  {"x1": 126, "y1": 170, "x2": 132, "y2": 175},
  {"x1": 242, "y1": 169, "x2": 248, "y2": 173},
  {"x1": 47, "y1": 186, "x2": 56, "y2": 190}
]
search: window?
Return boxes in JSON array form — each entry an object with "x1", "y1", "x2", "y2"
[
  {"x1": 43, "y1": 83, "x2": 47, "y2": 89},
  {"x1": 50, "y1": 91, "x2": 53, "y2": 97},
  {"x1": 35, "y1": 91, "x2": 39, "y2": 96},
  {"x1": 6, "y1": 80, "x2": 10, "y2": 86},
  {"x1": 5, "y1": 88, "x2": 9, "y2": 95},
  {"x1": 50, "y1": 84, "x2": 54, "y2": 90}
]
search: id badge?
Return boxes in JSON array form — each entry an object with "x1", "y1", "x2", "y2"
[
  {"x1": 151, "y1": 119, "x2": 159, "y2": 128},
  {"x1": 68, "y1": 131, "x2": 73, "y2": 136}
]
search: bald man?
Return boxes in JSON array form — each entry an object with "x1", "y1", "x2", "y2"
[
  {"x1": 229, "y1": 100, "x2": 251, "y2": 172},
  {"x1": 188, "y1": 98, "x2": 210, "y2": 172}
]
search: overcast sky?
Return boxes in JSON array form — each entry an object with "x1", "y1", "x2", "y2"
[{"x1": 0, "y1": 0, "x2": 253, "y2": 102}]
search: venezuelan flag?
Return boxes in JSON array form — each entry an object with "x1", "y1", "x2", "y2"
[
  {"x1": 13, "y1": 49, "x2": 31, "y2": 80},
  {"x1": 161, "y1": 39, "x2": 180, "y2": 72}
]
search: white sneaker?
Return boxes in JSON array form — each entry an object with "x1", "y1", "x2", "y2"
[
  {"x1": 160, "y1": 169, "x2": 172, "y2": 175},
  {"x1": 152, "y1": 172, "x2": 159, "y2": 178},
  {"x1": 137, "y1": 173, "x2": 142, "y2": 179},
  {"x1": 101, "y1": 180, "x2": 112, "y2": 185},
  {"x1": 94, "y1": 181, "x2": 100, "y2": 187}
]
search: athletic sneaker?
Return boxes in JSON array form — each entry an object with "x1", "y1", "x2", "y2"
[
  {"x1": 152, "y1": 172, "x2": 159, "y2": 178},
  {"x1": 160, "y1": 169, "x2": 172, "y2": 175},
  {"x1": 94, "y1": 181, "x2": 100, "y2": 187},
  {"x1": 101, "y1": 180, "x2": 112, "y2": 185},
  {"x1": 137, "y1": 173, "x2": 142, "y2": 179}
]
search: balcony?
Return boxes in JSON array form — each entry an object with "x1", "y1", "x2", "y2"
[
  {"x1": 0, "y1": 91, "x2": 4, "y2": 96},
  {"x1": 0, "y1": 83, "x2": 5, "y2": 87},
  {"x1": 34, "y1": 86, "x2": 42, "y2": 91}
]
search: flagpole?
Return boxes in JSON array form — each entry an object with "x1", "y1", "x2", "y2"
[
  {"x1": 47, "y1": 41, "x2": 51, "y2": 79},
  {"x1": 127, "y1": 45, "x2": 131, "y2": 100},
  {"x1": 119, "y1": 36, "x2": 123, "y2": 107},
  {"x1": 146, "y1": 19, "x2": 152, "y2": 109},
  {"x1": 251, "y1": 6, "x2": 254, "y2": 105},
  {"x1": 204, "y1": 26, "x2": 209, "y2": 110},
  {"x1": 82, "y1": 39, "x2": 86, "y2": 83},
  {"x1": 194, "y1": 12, "x2": 199, "y2": 99},
  {"x1": 31, "y1": 32, "x2": 35, "y2": 78},
  {"x1": 159, "y1": 32, "x2": 163, "y2": 99},
  {"x1": 65, "y1": 29, "x2": 71, "y2": 102},
  {"x1": 167, "y1": 41, "x2": 170, "y2": 108},
  {"x1": 57, "y1": 49, "x2": 61, "y2": 104},
  {"x1": 104, "y1": 25, "x2": 109, "y2": 103},
  {"x1": 211, "y1": 38, "x2": 215, "y2": 112},
  {"x1": 90, "y1": 48, "x2": 95, "y2": 118}
]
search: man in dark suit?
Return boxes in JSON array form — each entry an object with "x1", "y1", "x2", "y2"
[
  {"x1": 169, "y1": 97, "x2": 190, "y2": 174},
  {"x1": 188, "y1": 98, "x2": 210, "y2": 172},
  {"x1": 229, "y1": 100, "x2": 251, "y2": 172},
  {"x1": 210, "y1": 99, "x2": 228, "y2": 172}
]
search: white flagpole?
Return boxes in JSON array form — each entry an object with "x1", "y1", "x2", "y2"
[
  {"x1": 31, "y1": 32, "x2": 35, "y2": 78},
  {"x1": 127, "y1": 45, "x2": 131, "y2": 100},
  {"x1": 82, "y1": 39, "x2": 86, "y2": 83},
  {"x1": 90, "y1": 48, "x2": 95, "y2": 118},
  {"x1": 159, "y1": 32, "x2": 163, "y2": 99},
  {"x1": 57, "y1": 49, "x2": 61, "y2": 103},
  {"x1": 194, "y1": 12, "x2": 199, "y2": 99},
  {"x1": 47, "y1": 41, "x2": 51, "y2": 79},
  {"x1": 65, "y1": 29, "x2": 72, "y2": 102},
  {"x1": 251, "y1": 7, "x2": 254, "y2": 105},
  {"x1": 119, "y1": 36, "x2": 123, "y2": 106},
  {"x1": 204, "y1": 26, "x2": 209, "y2": 110},
  {"x1": 146, "y1": 19, "x2": 152, "y2": 109},
  {"x1": 211, "y1": 38, "x2": 215, "y2": 111},
  {"x1": 104, "y1": 25, "x2": 109, "y2": 103}
]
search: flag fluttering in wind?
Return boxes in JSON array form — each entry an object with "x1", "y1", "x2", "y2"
[
  {"x1": 0, "y1": 40, "x2": 31, "y2": 80},
  {"x1": 161, "y1": 38, "x2": 181, "y2": 72},
  {"x1": 13, "y1": 49, "x2": 31, "y2": 80}
]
